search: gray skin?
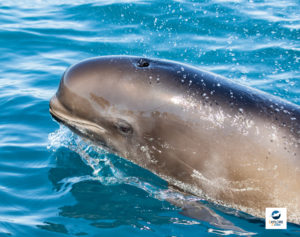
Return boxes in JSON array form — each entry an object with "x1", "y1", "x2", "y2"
[{"x1": 49, "y1": 56, "x2": 300, "y2": 224}]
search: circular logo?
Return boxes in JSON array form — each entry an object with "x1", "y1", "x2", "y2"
[{"x1": 271, "y1": 210, "x2": 281, "y2": 220}]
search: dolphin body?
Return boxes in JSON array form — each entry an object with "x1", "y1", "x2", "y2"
[{"x1": 50, "y1": 56, "x2": 300, "y2": 224}]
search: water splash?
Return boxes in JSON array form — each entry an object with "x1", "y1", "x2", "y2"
[
  {"x1": 47, "y1": 126, "x2": 195, "y2": 202},
  {"x1": 47, "y1": 126, "x2": 259, "y2": 236}
]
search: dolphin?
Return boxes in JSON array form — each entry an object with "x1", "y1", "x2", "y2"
[{"x1": 49, "y1": 56, "x2": 300, "y2": 224}]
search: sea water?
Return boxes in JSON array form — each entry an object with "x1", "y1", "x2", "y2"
[{"x1": 0, "y1": 0, "x2": 299, "y2": 236}]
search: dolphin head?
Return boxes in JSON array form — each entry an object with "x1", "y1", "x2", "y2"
[
  {"x1": 49, "y1": 56, "x2": 300, "y2": 223},
  {"x1": 49, "y1": 56, "x2": 186, "y2": 164}
]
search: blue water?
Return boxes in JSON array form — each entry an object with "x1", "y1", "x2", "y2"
[{"x1": 0, "y1": 0, "x2": 299, "y2": 236}]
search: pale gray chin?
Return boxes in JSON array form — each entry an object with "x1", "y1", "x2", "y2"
[
  {"x1": 50, "y1": 109, "x2": 118, "y2": 155},
  {"x1": 66, "y1": 123, "x2": 119, "y2": 155}
]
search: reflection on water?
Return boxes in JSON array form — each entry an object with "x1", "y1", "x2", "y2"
[
  {"x1": 43, "y1": 129, "x2": 252, "y2": 236},
  {"x1": 46, "y1": 146, "x2": 177, "y2": 231},
  {"x1": 41, "y1": 127, "x2": 300, "y2": 236}
]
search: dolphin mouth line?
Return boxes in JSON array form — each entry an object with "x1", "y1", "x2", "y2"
[
  {"x1": 49, "y1": 99, "x2": 123, "y2": 155},
  {"x1": 49, "y1": 107, "x2": 107, "y2": 135},
  {"x1": 50, "y1": 107, "x2": 119, "y2": 153}
]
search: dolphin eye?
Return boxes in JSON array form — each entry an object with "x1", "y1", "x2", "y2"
[
  {"x1": 115, "y1": 120, "x2": 133, "y2": 135},
  {"x1": 119, "y1": 125, "x2": 132, "y2": 134}
]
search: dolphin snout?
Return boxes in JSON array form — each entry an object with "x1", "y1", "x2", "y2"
[
  {"x1": 49, "y1": 95, "x2": 60, "y2": 114},
  {"x1": 49, "y1": 95, "x2": 56, "y2": 112},
  {"x1": 49, "y1": 95, "x2": 69, "y2": 121}
]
